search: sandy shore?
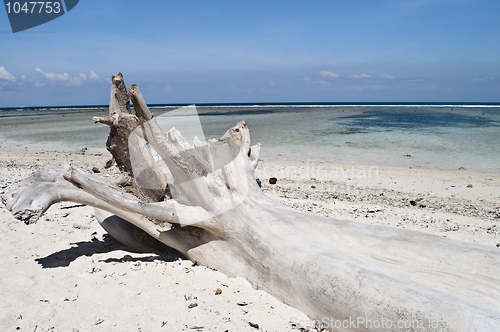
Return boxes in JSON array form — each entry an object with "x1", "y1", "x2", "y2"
[{"x1": 1, "y1": 144, "x2": 499, "y2": 331}]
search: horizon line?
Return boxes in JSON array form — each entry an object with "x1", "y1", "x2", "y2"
[{"x1": 1, "y1": 101, "x2": 500, "y2": 110}]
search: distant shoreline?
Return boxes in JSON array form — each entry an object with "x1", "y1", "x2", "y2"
[{"x1": 2, "y1": 101, "x2": 500, "y2": 111}]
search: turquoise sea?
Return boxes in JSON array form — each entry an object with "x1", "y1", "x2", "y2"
[{"x1": 1, "y1": 103, "x2": 499, "y2": 174}]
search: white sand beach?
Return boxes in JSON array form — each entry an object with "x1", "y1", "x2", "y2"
[{"x1": 1, "y1": 144, "x2": 499, "y2": 331}]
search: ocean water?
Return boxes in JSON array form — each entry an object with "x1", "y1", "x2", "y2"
[{"x1": 1, "y1": 104, "x2": 499, "y2": 174}]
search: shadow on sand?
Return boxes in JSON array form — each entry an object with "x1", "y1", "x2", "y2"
[{"x1": 35, "y1": 234, "x2": 183, "y2": 268}]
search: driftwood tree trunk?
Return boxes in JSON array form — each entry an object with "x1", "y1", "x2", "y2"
[{"x1": 3, "y1": 73, "x2": 499, "y2": 332}]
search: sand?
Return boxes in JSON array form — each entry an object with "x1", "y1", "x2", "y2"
[{"x1": 1, "y1": 144, "x2": 499, "y2": 331}]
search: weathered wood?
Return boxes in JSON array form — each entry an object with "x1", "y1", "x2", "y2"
[
  {"x1": 2, "y1": 74, "x2": 499, "y2": 332},
  {"x1": 93, "y1": 73, "x2": 167, "y2": 202}
]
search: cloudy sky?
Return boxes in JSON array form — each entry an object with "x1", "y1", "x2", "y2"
[{"x1": 1, "y1": 0, "x2": 499, "y2": 107}]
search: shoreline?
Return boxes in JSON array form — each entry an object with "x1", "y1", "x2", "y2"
[
  {"x1": 2, "y1": 104, "x2": 500, "y2": 176},
  {"x1": 1, "y1": 144, "x2": 499, "y2": 330}
]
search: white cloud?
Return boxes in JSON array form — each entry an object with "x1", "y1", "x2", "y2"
[
  {"x1": 0, "y1": 66, "x2": 16, "y2": 82},
  {"x1": 351, "y1": 74, "x2": 371, "y2": 79},
  {"x1": 320, "y1": 70, "x2": 340, "y2": 78},
  {"x1": 163, "y1": 83, "x2": 173, "y2": 92},
  {"x1": 90, "y1": 71, "x2": 101, "y2": 81},
  {"x1": 35, "y1": 68, "x2": 88, "y2": 86},
  {"x1": 74, "y1": 73, "x2": 86, "y2": 85},
  {"x1": 381, "y1": 74, "x2": 394, "y2": 79},
  {"x1": 36, "y1": 67, "x2": 68, "y2": 81},
  {"x1": 268, "y1": 81, "x2": 276, "y2": 87},
  {"x1": 20, "y1": 74, "x2": 26, "y2": 80},
  {"x1": 35, "y1": 80, "x2": 47, "y2": 88}
]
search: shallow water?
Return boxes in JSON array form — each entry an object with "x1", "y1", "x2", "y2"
[{"x1": 1, "y1": 105, "x2": 499, "y2": 174}]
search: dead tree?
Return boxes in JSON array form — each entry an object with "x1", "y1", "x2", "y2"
[{"x1": 3, "y1": 73, "x2": 499, "y2": 331}]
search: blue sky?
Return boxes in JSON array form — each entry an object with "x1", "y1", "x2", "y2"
[{"x1": 0, "y1": 0, "x2": 499, "y2": 107}]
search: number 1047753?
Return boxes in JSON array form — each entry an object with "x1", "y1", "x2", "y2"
[{"x1": 5, "y1": 1, "x2": 61, "y2": 14}]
